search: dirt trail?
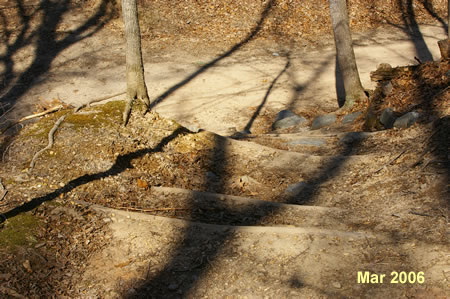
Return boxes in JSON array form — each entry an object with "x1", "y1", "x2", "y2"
[
  {"x1": 0, "y1": 8, "x2": 449, "y2": 298},
  {"x1": 6, "y1": 23, "x2": 447, "y2": 135}
]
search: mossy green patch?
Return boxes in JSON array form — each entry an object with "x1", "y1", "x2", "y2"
[
  {"x1": 65, "y1": 100, "x2": 124, "y2": 129},
  {"x1": 0, "y1": 213, "x2": 41, "y2": 248},
  {"x1": 21, "y1": 100, "x2": 125, "y2": 138}
]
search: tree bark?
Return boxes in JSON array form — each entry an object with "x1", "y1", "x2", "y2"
[
  {"x1": 121, "y1": 0, "x2": 150, "y2": 125},
  {"x1": 329, "y1": 0, "x2": 367, "y2": 109}
]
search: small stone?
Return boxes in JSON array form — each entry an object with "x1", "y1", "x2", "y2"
[
  {"x1": 311, "y1": 114, "x2": 336, "y2": 130},
  {"x1": 380, "y1": 81, "x2": 393, "y2": 95},
  {"x1": 274, "y1": 110, "x2": 297, "y2": 121},
  {"x1": 127, "y1": 288, "x2": 137, "y2": 295},
  {"x1": 393, "y1": 112, "x2": 420, "y2": 128},
  {"x1": 332, "y1": 282, "x2": 341, "y2": 289},
  {"x1": 342, "y1": 111, "x2": 362, "y2": 124},
  {"x1": 226, "y1": 127, "x2": 237, "y2": 135},
  {"x1": 23, "y1": 260, "x2": 32, "y2": 273},
  {"x1": 272, "y1": 110, "x2": 307, "y2": 130},
  {"x1": 185, "y1": 124, "x2": 200, "y2": 133},
  {"x1": 285, "y1": 182, "x2": 307, "y2": 196},
  {"x1": 380, "y1": 108, "x2": 396, "y2": 129},
  {"x1": 239, "y1": 175, "x2": 261, "y2": 186},
  {"x1": 377, "y1": 63, "x2": 392, "y2": 71}
]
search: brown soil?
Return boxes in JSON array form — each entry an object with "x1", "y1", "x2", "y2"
[{"x1": 0, "y1": 0, "x2": 449, "y2": 298}]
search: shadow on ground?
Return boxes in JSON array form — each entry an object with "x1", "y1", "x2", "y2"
[
  {"x1": 0, "y1": 0, "x2": 115, "y2": 132},
  {"x1": 0, "y1": 0, "x2": 447, "y2": 297}
]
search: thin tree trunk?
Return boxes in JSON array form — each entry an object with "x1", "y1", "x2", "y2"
[
  {"x1": 329, "y1": 0, "x2": 366, "y2": 109},
  {"x1": 121, "y1": 0, "x2": 150, "y2": 125}
]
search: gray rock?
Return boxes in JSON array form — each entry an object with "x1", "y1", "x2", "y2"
[
  {"x1": 393, "y1": 111, "x2": 420, "y2": 128},
  {"x1": 285, "y1": 182, "x2": 307, "y2": 196},
  {"x1": 288, "y1": 138, "x2": 326, "y2": 147},
  {"x1": 272, "y1": 110, "x2": 307, "y2": 129},
  {"x1": 184, "y1": 124, "x2": 200, "y2": 133},
  {"x1": 168, "y1": 283, "x2": 178, "y2": 291},
  {"x1": 342, "y1": 111, "x2": 362, "y2": 124},
  {"x1": 339, "y1": 132, "x2": 371, "y2": 144},
  {"x1": 380, "y1": 81, "x2": 393, "y2": 96},
  {"x1": 380, "y1": 108, "x2": 396, "y2": 129},
  {"x1": 311, "y1": 114, "x2": 337, "y2": 130},
  {"x1": 274, "y1": 110, "x2": 297, "y2": 121}
]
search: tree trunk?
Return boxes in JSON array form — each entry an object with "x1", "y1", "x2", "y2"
[
  {"x1": 329, "y1": 0, "x2": 367, "y2": 109},
  {"x1": 121, "y1": 0, "x2": 150, "y2": 125}
]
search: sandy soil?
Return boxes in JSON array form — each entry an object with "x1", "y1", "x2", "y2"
[
  {"x1": 3, "y1": 21, "x2": 447, "y2": 135},
  {"x1": 0, "y1": 2, "x2": 448, "y2": 298}
]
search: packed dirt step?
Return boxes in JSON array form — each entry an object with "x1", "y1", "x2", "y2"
[
  {"x1": 78, "y1": 205, "x2": 448, "y2": 298},
  {"x1": 128, "y1": 186, "x2": 365, "y2": 231},
  {"x1": 0, "y1": 100, "x2": 447, "y2": 298}
]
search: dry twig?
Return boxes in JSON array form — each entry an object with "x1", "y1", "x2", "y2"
[
  {"x1": 2, "y1": 138, "x2": 18, "y2": 163},
  {"x1": 74, "y1": 92, "x2": 125, "y2": 113},
  {"x1": 0, "y1": 179, "x2": 7, "y2": 201},
  {"x1": 114, "y1": 206, "x2": 189, "y2": 213},
  {"x1": 1, "y1": 105, "x2": 63, "y2": 134},
  {"x1": 28, "y1": 114, "x2": 67, "y2": 174},
  {"x1": 409, "y1": 210, "x2": 433, "y2": 217},
  {"x1": 20, "y1": 105, "x2": 63, "y2": 122},
  {"x1": 373, "y1": 149, "x2": 407, "y2": 174}
]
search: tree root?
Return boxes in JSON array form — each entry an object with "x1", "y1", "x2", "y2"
[
  {"x1": 28, "y1": 114, "x2": 67, "y2": 174},
  {"x1": 74, "y1": 91, "x2": 126, "y2": 113},
  {"x1": 1, "y1": 105, "x2": 63, "y2": 134},
  {"x1": 122, "y1": 96, "x2": 133, "y2": 126},
  {"x1": 114, "y1": 206, "x2": 190, "y2": 213},
  {"x1": 0, "y1": 179, "x2": 7, "y2": 201}
]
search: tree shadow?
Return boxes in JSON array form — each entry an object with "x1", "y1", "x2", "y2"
[
  {"x1": 0, "y1": 126, "x2": 190, "y2": 220},
  {"x1": 390, "y1": 0, "x2": 434, "y2": 62},
  {"x1": 148, "y1": 0, "x2": 275, "y2": 110},
  {"x1": 0, "y1": 0, "x2": 115, "y2": 131},
  {"x1": 287, "y1": 52, "x2": 336, "y2": 110},
  {"x1": 420, "y1": 0, "x2": 448, "y2": 33},
  {"x1": 127, "y1": 122, "x2": 369, "y2": 298},
  {"x1": 241, "y1": 53, "x2": 291, "y2": 134}
]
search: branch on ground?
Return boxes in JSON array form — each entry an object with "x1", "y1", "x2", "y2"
[{"x1": 28, "y1": 114, "x2": 67, "y2": 174}]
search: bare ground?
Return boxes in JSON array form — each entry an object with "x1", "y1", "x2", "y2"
[{"x1": 0, "y1": 0, "x2": 449, "y2": 298}]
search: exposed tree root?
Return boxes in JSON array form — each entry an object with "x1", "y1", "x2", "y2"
[
  {"x1": 0, "y1": 179, "x2": 7, "y2": 202},
  {"x1": 122, "y1": 96, "x2": 133, "y2": 126},
  {"x1": 28, "y1": 114, "x2": 67, "y2": 174},
  {"x1": 1, "y1": 105, "x2": 63, "y2": 134},
  {"x1": 74, "y1": 91, "x2": 126, "y2": 113}
]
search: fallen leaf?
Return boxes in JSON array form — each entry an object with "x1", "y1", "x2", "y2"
[
  {"x1": 23, "y1": 260, "x2": 32, "y2": 273},
  {"x1": 137, "y1": 179, "x2": 149, "y2": 190}
]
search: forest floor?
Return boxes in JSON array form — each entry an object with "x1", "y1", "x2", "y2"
[{"x1": 0, "y1": 1, "x2": 449, "y2": 298}]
